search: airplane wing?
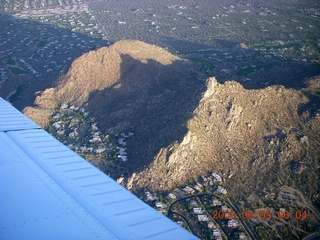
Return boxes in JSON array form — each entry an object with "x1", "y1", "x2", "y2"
[{"x1": 0, "y1": 97, "x2": 198, "y2": 240}]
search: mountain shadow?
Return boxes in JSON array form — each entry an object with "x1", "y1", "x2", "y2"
[{"x1": 86, "y1": 53, "x2": 204, "y2": 174}]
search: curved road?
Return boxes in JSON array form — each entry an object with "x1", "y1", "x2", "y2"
[
  {"x1": 167, "y1": 193, "x2": 232, "y2": 239},
  {"x1": 167, "y1": 193, "x2": 261, "y2": 239},
  {"x1": 167, "y1": 193, "x2": 212, "y2": 236},
  {"x1": 226, "y1": 199, "x2": 259, "y2": 240},
  {"x1": 303, "y1": 232, "x2": 320, "y2": 240},
  {"x1": 167, "y1": 210, "x2": 196, "y2": 236},
  {"x1": 167, "y1": 193, "x2": 214, "y2": 235}
]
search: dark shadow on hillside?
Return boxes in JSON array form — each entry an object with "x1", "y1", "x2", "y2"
[
  {"x1": 87, "y1": 54, "x2": 205, "y2": 173},
  {"x1": 0, "y1": 14, "x2": 109, "y2": 110},
  {"x1": 298, "y1": 88, "x2": 320, "y2": 117}
]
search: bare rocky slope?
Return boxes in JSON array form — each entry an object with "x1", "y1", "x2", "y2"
[
  {"x1": 129, "y1": 77, "x2": 320, "y2": 199},
  {"x1": 25, "y1": 40, "x2": 320, "y2": 211},
  {"x1": 24, "y1": 40, "x2": 186, "y2": 126},
  {"x1": 24, "y1": 39, "x2": 205, "y2": 176}
]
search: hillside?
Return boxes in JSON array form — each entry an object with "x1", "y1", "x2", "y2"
[
  {"x1": 129, "y1": 77, "x2": 320, "y2": 196},
  {"x1": 24, "y1": 39, "x2": 206, "y2": 176},
  {"x1": 25, "y1": 39, "x2": 320, "y2": 199},
  {"x1": 125, "y1": 76, "x2": 320, "y2": 238},
  {"x1": 24, "y1": 40, "x2": 320, "y2": 238},
  {"x1": 24, "y1": 40, "x2": 188, "y2": 126}
]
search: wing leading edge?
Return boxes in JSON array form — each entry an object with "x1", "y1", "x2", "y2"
[{"x1": 0, "y1": 98, "x2": 198, "y2": 240}]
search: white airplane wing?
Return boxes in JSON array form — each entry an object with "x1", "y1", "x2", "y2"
[{"x1": 0, "y1": 97, "x2": 197, "y2": 240}]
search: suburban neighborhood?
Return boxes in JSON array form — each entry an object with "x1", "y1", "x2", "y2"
[{"x1": 143, "y1": 172, "x2": 247, "y2": 239}]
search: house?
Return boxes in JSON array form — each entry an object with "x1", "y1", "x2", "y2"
[
  {"x1": 193, "y1": 208, "x2": 204, "y2": 214},
  {"x1": 202, "y1": 176, "x2": 213, "y2": 186},
  {"x1": 118, "y1": 155, "x2": 128, "y2": 161},
  {"x1": 167, "y1": 193, "x2": 176, "y2": 200},
  {"x1": 216, "y1": 186, "x2": 227, "y2": 194},
  {"x1": 182, "y1": 186, "x2": 195, "y2": 194},
  {"x1": 90, "y1": 132, "x2": 101, "y2": 142},
  {"x1": 91, "y1": 124, "x2": 98, "y2": 131},
  {"x1": 213, "y1": 228, "x2": 221, "y2": 238},
  {"x1": 212, "y1": 173, "x2": 222, "y2": 182},
  {"x1": 177, "y1": 221, "x2": 185, "y2": 227},
  {"x1": 118, "y1": 147, "x2": 127, "y2": 155},
  {"x1": 221, "y1": 205, "x2": 234, "y2": 218},
  {"x1": 145, "y1": 192, "x2": 157, "y2": 201},
  {"x1": 60, "y1": 104, "x2": 68, "y2": 109},
  {"x1": 118, "y1": 138, "x2": 126, "y2": 146},
  {"x1": 156, "y1": 202, "x2": 166, "y2": 209},
  {"x1": 120, "y1": 133, "x2": 130, "y2": 138},
  {"x1": 53, "y1": 121, "x2": 63, "y2": 129},
  {"x1": 212, "y1": 199, "x2": 222, "y2": 206},
  {"x1": 90, "y1": 136, "x2": 101, "y2": 142},
  {"x1": 207, "y1": 221, "x2": 215, "y2": 229},
  {"x1": 53, "y1": 114, "x2": 60, "y2": 119},
  {"x1": 238, "y1": 232, "x2": 247, "y2": 240},
  {"x1": 197, "y1": 215, "x2": 209, "y2": 222},
  {"x1": 193, "y1": 183, "x2": 203, "y2": 191},
  {"x1": 117, "y1": 146, "x2": 128, "y2": 161},
  {"x1": 228, "y1": 219, "x2": 238, "y2": 228},
  {"x1": 221, "y1": 206, "x2": 231, "y2": 212},
  {"x1": 79, "y1": 146, "x2": 86, "y2": 151},
  {"x1": 96, "y1": 148, "x2": 106, "y2": 154},
  {"x1": 69, "y1": 131, "x2": 78, "y2": 138},
  {"x1": 71, "y1": 118, "x2": 79, "y2": 123},
  {"x1": 190, "y1": 200, "x2": 198, "y2": 207},
  {"x1": 57, "y1": 130, "x2": 65, "y2": 135}
]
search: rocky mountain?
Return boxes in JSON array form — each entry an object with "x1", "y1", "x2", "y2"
[
  {"x1": 25, "y1": 40, "x2": 320, "y2": 215},
  {"x1": 24, "y1": 39, "x2": 205, "y2": 174},
  {"x1": 24, "y1": 40, "x2": 190, "y2": 126},
  {"x1": 129, "y1": 77, "x2": 320, "y2": 199}
]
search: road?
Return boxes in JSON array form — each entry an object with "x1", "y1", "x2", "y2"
[
  {"x1": 167, "y1": 193, "x2": 211, "y2": 235},
  {"x1": 167, "y1": 209, "x2": 196, "y2": 236},
  {"x1": 83, "y1": 0, "x2": 112, "y2": 42},
  {"x1": 167, "y1": 193, "x2": 216, "y2": 238},
  {"x1": 226, "y1": 198, "x2": 259, "y2": 240},
  {"x1": 303, "y1": 232, "x2": 320, "y2": 240}
]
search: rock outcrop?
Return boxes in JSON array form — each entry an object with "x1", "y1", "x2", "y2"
[
  {"x1": 24, "y1": 40, "x2": 185, "y2": 126},
  {"x1": 128, "y1": 77, "x2": 320, "y2": 200}
]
